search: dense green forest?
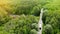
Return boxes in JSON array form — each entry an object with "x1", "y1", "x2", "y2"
[{"x1": 0, "y1": 0, "x2": 60, "y2": 34}]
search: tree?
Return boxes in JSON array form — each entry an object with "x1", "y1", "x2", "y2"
[{"x1": 43, "y1": 24, "x2": 53, "y2": 34}]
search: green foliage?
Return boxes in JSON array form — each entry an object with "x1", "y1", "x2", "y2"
[
  {"x1": 30, "y1": 29, "x2": 37, "y2": 34},
  {"x1": 43, "y1": 11, "x2": 60, "y2": 34},
  {"x1": 0, "y1": 16, "x2": 11, "y2": 26},
  {"x1": 2, "y1": 15, "x2": 39, "y2": 34},
  {"x1": 0, "y1": 30, "x2": 10, "y2": 34},
  {"x1": 42, "y1": 0, "x2": 60, "y2": 33},
  {"x1": 43, "y1": 24, "x2": 53, "y2": 34},
  {"x1": 14, "y1": 0, "x2": 41, "y2": 15},
  {"x1": 0, "y1": 0, "x2": 60, "y2": 34}
]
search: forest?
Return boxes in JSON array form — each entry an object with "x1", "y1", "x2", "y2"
[{"x1": 0, "y1": 0, "x2": 60, "y2": 34}]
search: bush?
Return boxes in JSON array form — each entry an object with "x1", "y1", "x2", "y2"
[
  {"x1": 43, "y1": 24, "x2": 53, "y2": 34},
  {"x1": 3, "y1": 15, "x2": 39, "y2": 34},
  {"x1": 0, "y1": 15, "x2": 11, "y2": 26},
  {"x1": 30, "y1": 29, "x2": 37, "y2": 34}
]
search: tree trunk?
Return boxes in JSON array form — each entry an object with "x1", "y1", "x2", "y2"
[{"x1": 38, "y1": 8, "x2": 43, "y2": 34}]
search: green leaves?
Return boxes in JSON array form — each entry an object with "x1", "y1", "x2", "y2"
[
  {"x1": 0, "y1": 0, "x2": 60, "y2": 34},
  {"x1": 1, "y1": 15, "x2": 39, "y2": 34},
  {"x1": 43, "y1": 24, "x2": 53, "y2": 34}
]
